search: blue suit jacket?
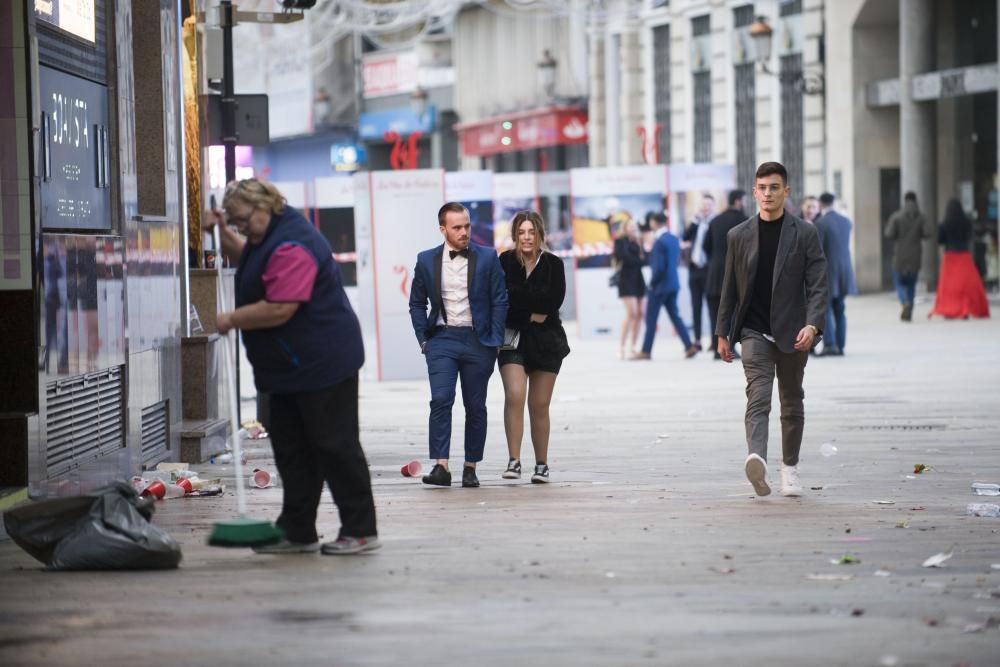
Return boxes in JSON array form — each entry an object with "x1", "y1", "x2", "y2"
[
  {"x1": 815, "y1": 210, "x2": 858, "y2": 298},
  {"x1": 408, "y1": 243, "x2": 509, "y2": 347},
  {"x1": 648, "y1": 231, "x2": 681, "y2": 296}
]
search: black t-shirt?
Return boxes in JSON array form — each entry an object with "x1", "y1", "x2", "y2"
[{"x1": 742, "y1": 214, "x2": 785, "y2": 336}]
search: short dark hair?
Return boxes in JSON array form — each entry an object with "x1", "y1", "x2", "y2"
[
  {"x1": 727, "y1": 189, "x2": 746, "y2": 207},
  {"x1": 904, "y1": 191, "x2": 917, "y2": 203},
  {"x1": 438, "y1": 202, "x2": 469, "y2": 226},
  {"x1": 819, "y1": 192, "x2": 836, "y2": 206},
  {"x1": 702, "y1": 193, "x2": 715, "y2": 201},
  {"x1": 755, "y1": 161, "x2": 788, "y2": 184}
]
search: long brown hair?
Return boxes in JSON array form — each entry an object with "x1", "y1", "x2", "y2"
[{"x1": 510, "y1": 210, "x2": 547, "y2": 267}]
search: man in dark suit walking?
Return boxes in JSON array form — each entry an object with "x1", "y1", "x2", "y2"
[
  {"x1": 703, "y1": 189, "x2": 747, "y2": 360},
  {"x1": 815, "y1": 193, "x2": 858, "y2": 356},
  {"x1": 632, "y1": 213, "x2": 699, "y2": 360},
  {"x1": 409, "y1": 202, "x2": 509, "y2": 488},
  {"x1": 716, "y1": 162, "x2": 828, "y2": 498}
]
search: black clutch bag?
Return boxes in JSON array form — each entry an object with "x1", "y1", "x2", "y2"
[{"x1": 500, "y1": 327, "x2": 521, "y2": 351}]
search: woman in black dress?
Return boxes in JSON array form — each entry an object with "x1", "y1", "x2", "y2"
[
  {"x1": 612, "y1": 218, "x2": 646, "y2": 359},
  {"x1": 498, "y1": 211, "x2": 570, "y2": 483}
]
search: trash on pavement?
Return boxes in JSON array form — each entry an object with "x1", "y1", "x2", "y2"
[
  {"x1": 400, "y1": 460, "x2": 423, "y2": 477},
  {"x1": 913, "y1": 463, "x2": 927, "y2": 474},
  {"x1": 831, "y1": 554, "x2": 861, "y2": 565},
  {"x1": 972, "y1": 482, "x2": 1000, "y2": 496},
  {"x1": 922, "y1": 552, "x2": 953, "y2": 568},
  {"x1": 874, "y1": 570, "x2": 892, "y2": 577},
  {"x1": 961, "y1": 617, "x2": 1000, "y2": 634},
  {"x1": 967, "y1": 503, "x2": 1000, "y2": 517},
  {"x1": 873, "y1": 500, "x2": 896, "y2": 505},
  {"x1": 819, "y1": 442, "x2": 838, "y2": 457},
  {"x1": 2, "y1": 481, "x2": 182, "y2": 570},
  {"x1": 250, "y1": 468, "x2": 274, "y2": 489},
  {"x1": 240, "y1": 419, "x2": 268, "y2": 440},
  {"x1": 807, "y1": 573, "x2": 853, "y2": 581}
]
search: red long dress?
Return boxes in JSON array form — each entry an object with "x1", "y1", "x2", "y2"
[{"x1": 928, "y1": 217, "x2": 990, "y2": 319}]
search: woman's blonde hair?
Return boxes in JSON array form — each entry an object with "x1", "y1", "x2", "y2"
[
  {"x1": 222, "y1": 178, "x2": 286, "y2": 216},
  {"x1": 510, "y1": 210, "x2": 547, "y2": 267}
]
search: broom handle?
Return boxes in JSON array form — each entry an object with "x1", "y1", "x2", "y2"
[{"x1": 213, "y1": 223, "x2": 248, "y2": 517}]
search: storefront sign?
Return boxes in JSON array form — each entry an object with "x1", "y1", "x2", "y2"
[
  {"x1": 456, "y1": 107, "x2": 588, "y2": 158},
  {"x1": 358, "y1": 107, "x2": 437, "y2": 141},
  {"x1": 35, "y1": 0, "x2": 95, "y2": 43},
  {"x1": 362, "y1": 51, "x2": 419, "y2": 98}
]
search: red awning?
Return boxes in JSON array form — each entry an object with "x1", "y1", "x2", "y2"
[{"x1": 455, "y1": 106, "x2": 588, "y2": 157}]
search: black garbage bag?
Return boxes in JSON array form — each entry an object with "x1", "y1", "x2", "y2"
[{"x1": 3, "y1": 481, "x2": 182, "y2": 570}]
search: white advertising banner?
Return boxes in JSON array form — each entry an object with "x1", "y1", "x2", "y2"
[
  {"x1": 445, "y1": 170, "x2": 492, "y2": 202},
  {"x1": 272, "y1": 181, "x2": 308, "y2": 210},
  {"x1": 314, "y1": 176, "x2": 355, "y2": 209},
  {"x1": 357, "y1": 170, "x2": 445, "y2": 381},
  {"x1": 570, "y1": 165, "x2": 669, "y2": 338}
]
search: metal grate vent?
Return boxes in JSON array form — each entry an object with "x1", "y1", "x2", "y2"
[
  {"x1": 141, "y1": 401, "x2": 170, "y2": 463},
  {"x1": 45, "y1": 366, "x2": 124, "y2": 477}
]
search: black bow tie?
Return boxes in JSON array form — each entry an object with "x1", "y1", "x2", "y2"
[{"x1": 449, "y1": 249, "x2": 469, "y2": 260}]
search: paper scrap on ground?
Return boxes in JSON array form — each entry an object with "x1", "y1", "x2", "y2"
[{"x1": 922, "y1": 552, "x2": 953, "y2": 568}]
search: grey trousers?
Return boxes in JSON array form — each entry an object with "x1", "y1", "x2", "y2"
[{"x1": 740, "y1": 329, "x2": 809, "y2": 466}]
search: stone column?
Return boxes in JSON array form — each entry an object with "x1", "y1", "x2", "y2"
[
  {"x1": 619, "y1": 27, "x2": 645, "y2": 165},
  {"x1": 899, "y1": 0, "x2": 937, "y2": 290}
]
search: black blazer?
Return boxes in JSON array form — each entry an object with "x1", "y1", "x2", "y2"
[
  {"x1": 499, "y1": 250, "x2": 565, "y2": 330},
  {"x1": 703, "y1": 208, "x2": 748, "y2": 297},
  {"x1": 715, "y1": 214, "x2": 828, "y2": 354}
]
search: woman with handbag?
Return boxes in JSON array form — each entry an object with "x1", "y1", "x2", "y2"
[
  {"x1": 612, "y1": 218, "x2": 646, "y2": 359},
  {"x1": 498, "y1": 211, "x2": 570, "y2": 483}
]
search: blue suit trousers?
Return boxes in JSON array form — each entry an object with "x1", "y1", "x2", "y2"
[{"x1": 425, "y1": 327, "x2": 496, "y2": 462}]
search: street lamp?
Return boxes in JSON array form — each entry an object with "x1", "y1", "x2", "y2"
[
  {"x1": 749, "y1": 15, "x2": 823, "y2": 96},
  {"x1": 410, "y1": 85, "x2": 428, "y2": 118},
  {"x1": 538, "y1": 49, "x2": 557, "y2": 100}
]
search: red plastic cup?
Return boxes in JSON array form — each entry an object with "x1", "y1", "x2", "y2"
[
  {"x1": 141, "y1": 479, "x2": 166, "y2": 499},
  {"x1": 175, "y1": 478, "x2": 193, "y2": 494},
  {"x1": 251, "y1": 468, "x2": 272, "y2": 489},
  {"x1": 400, "y1": 460, "x2": 423, "y2": 477}
]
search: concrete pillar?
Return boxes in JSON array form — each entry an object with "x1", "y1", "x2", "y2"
[
  {"x1": 589, "y1": 33, "x2": 606, "y2": 166},
  {"x1": 899, "y1": 0, "x2": 937, "y2": 290},
  {"x1": 619, "y1": 27, "x2": 645, "y2": 165}
]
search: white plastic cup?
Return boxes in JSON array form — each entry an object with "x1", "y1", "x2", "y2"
[{"x1": 820, "y1": 442, "x2": 838, "y2": 457}]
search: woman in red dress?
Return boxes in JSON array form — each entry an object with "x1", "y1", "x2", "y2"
[{"x1": 929, "y1": 199, "x2": 990, "y2": 319}]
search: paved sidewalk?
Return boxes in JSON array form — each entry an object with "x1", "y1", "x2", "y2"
[{"x1": 2, "y1": 293, "x2": 999, "y2": 666}]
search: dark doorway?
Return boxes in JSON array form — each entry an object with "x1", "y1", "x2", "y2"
[{"x1": 879, "y1": 167, "x2": 901, "y2": 290}]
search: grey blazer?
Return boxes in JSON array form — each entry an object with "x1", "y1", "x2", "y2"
[{"x1": 715, "y1": 214, "x2": 829, "y2": 354}]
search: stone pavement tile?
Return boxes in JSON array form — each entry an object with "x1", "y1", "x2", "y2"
[{"x1": 1, "y1": 294, "x2": 998, "y2": 666}]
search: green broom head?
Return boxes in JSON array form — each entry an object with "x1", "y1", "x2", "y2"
[{"x1": 208, "y1": 517, "x2": 284, "y2": 548}]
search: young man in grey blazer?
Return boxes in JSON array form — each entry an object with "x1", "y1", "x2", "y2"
[{"x1": 716, "y1": 162, "x2": 829, "y2": 497}]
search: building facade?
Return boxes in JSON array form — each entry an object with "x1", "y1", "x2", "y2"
[
  {"x1": 0, "y1": 0, "x2": 189, "y2": 500},
  {"x1": 827, "y1": 0, "x2": 999, "y2": 292}
]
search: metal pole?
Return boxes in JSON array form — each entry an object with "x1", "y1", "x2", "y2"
[
  {"x1": 221, "y1": 0, "x2": 236, "y2": 184},
  {"x1": 220, "y1": 1, "x2": 240, "y2": 421}
]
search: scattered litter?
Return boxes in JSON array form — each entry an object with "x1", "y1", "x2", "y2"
[
  {"x1": 972, "y1": 482, "x2": 1000, "y2": 496},
  {"x1": 873, "y1": 500, "x2": 896, "y2": 505},
  {"x1": 155, "y1": 462, "x2": 190, "y2": 473},
  {"x1": 851, "y1": 608, "x2": 865, "y2": 617},
  {"x1": 831, "y1": 554, "x2": 861, "y2": 565},
  {"x1": 240, "y1": 419, "x2": 268, "y2": 440},
  {"x1": 922, "y1": 552, "x2": 953, "y2": 568},
  {"x1": 895, "y1": 521, "x2": 909, "y2": 529},
  {"x1": 923, "y1": 617, "x2": 940, "y2": 627},
  {"x1": 913, "y1": 463, "x2": 927, "y2": 474},
  {"x1": 250, "y1": 468, "x2": 275, "y2": 489},
  {"x1": 967, "y1": 503, "x2": 1000, "y2": 518},
  {"x1": 962, "y1": 617, "x2": 1000, "y2": 634},
  {"x1": 810, "y1": 486, "x2": 824, "y2": 491},
  {"x1": 807, "y1": 573, "x2": 853, "y2": 581},
  {"x1": 910, "y1": 506, "x2": 926, "y2": 511},
  {"x1": 874, "y1": 570, "x2": 892, "y2": 577},
  {"x1": 820, "y1": 443, "x2": 838, "y2": 457},
  {"x1": 657, "y1": 433, "x2": 671, "y2": 439},
  {"x1": 710, "y1": 567, "x2": 736, "y2": 574},
  {"x1": 905, "y1": 475, "x2": 916, "y2": 480}
]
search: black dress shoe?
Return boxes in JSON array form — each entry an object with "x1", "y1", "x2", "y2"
[
  {"x1": 462, "y1": 466, "x2": 480, "y2": 488},
  {"x1": 818, "y1": 347, "x2": 842, "y2": 357},
  {"x1": 422, "y1": 464, "x2": 452, "y2": 487}
]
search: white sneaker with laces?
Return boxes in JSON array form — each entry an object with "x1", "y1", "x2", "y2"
[
  {"x1": 744, "y1": 453, "x2": 771, "y2": 496},
  {"x1": 781, "y1": 465, "x2": 802, "y2": 497}
]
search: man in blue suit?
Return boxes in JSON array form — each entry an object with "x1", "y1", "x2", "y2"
[
  {"x1": 632, "y1": 213, "x2": 699, "y2": 360},
  {"x1": 814, "y1": 193, "x2": 857, "y2": 356},
  {"x1": 409, "y1": 202, "x2": 509, "y2": 487}
]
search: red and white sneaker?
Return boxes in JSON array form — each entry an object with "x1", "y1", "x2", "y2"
[{"x1": 321, "y1": 536, "x2": 381, "y2": 555}]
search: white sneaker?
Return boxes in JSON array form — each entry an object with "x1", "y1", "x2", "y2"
[
  {"x1": 744, "y1": 453, "x2": 771, "y2": 496},
  {"x1": 781, "y1": 465, "x2": 802, "y2": 497}
]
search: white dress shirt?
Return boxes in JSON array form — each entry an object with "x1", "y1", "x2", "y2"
[
  {"x1": 691, "y1": 217, "x2": 710, "y2": 268},
  {"x1": 437, "y1": 243, "x2": 473, "y2": 327}
]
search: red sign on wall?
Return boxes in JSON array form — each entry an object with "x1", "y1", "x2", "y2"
[{"x1": 456, "y1": 107, "x2": 588, "y2": 157}]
